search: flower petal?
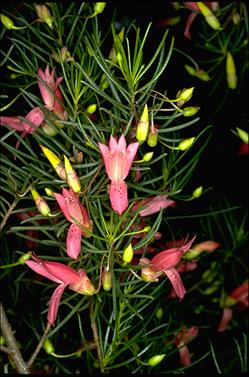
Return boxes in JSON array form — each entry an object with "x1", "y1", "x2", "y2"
[
  {"x1": 25, "y1": 259, "x2": 63, "y2": 284},
  {"x1": 54, "y1": 192, "x2": 71, "y2": 222},
  {"x1": 217, "y1": 308, "x2": 233, "y2": 332},
  {"x1": 24, "y1": 107, "x2": 44, "y2": 133},
  {"x1": 178, "y1": 345, "x2": 192, "y2": 366},
  {"x1": 164, "y1": 267, "x2": 186, "y2": 299},
  {"x1": 66, "y1": 223, "x2": 82, "y2": 259},
  {"x1": 0, "y1": 116, "x2": 25, "y2": 131},
  {"x1": 109, "y1": 180, "x2": 128, "y2": 215},
  {"x1": 47, "y1": 283, "x2": 67, "y2": 325}
]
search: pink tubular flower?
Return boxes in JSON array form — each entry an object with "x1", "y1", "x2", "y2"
[
  {"x1": 132, "y1": 195, "x2": 175, "y2": 217},
  {"x1": 140, "y1": 236, "x2": 196, "y2": 299},
  {"x1": 25, "y1": 254, "x2": 95, "y2": 325},
  {"x1": 174, "y1": 326, "x2": 199, "y2": 366},
  {"x1": 98, "y1": 134, "x2": 139, "y2": 215},
  {"x1": 38, "y1": 64, "x2": 67, "y2": 119},
  {"x1": 218, "y1": 281, "x2": 248, "y2": 332},
  {"x1": 0, "y1": 107, "x2": 45, "y2": 158},
  {"x1": 54, "y1": 188, "x2": 92, "y2": 259},
  {"x1": 0, "y1": 106, "x2": 44, "y2": 135}
]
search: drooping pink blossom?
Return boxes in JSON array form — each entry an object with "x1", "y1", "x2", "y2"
[
  {"x1": 25, "y1": 254, "x2": 95, "y2": 325},
  {"x1": 132, "y1": 195, "x2": 175, "y2": 217},
  {"x1": 0, "y1": 107, "x2": 45, "y2": 158},
  {"x1": 174, "y1": 326, "x2": 199, "y2": 366},
  {"x1": 98, "y1": 134, "x2": 139, "y2": 215},
  {"x1": 38, "y1": 64, "x2": 67, "y2": 119},
  {"x1": 238, "y1": 142, "x2": 248, "y2": 156},
  {"x1": 54, "y1": 188, "x2": 92, "y2": 259},
  {"x1": 140, "y1": 236, "x2": 196, "y2": 299},
  {"x1": 0, "y1": 106, "x2": 44, "y2": 134},
  {"x1": 218, "y1": 281, "x2": 248, "y2": 332}
]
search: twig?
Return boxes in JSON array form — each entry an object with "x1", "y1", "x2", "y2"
[
  {"x1": 0, "y1": 198, "x2": 19, "y2": 232},
  {"x1": 0, "y1": 302, "x2": 30, "y2": 374},
  {"x1": 89, "y1": 300, "x2": 104, "y2": 373},
  {"x1": 27, "y1": 322, "x2": 51, "y2": 369}
]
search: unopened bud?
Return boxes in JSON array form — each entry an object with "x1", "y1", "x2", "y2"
[
  {"x1": 0, "y1": 335, "x2": 6, "y2": 346},
  {"x1": 148, "y1": 354, "x2": 166, "y2": 367},
  {"x1": 40, "y1": 145, "x2": 66, "y2": 181},
  {"x1": 123, "y1": 243, "x2": 134, "y2": 264},
  {"x1": 0, "y1": 14, "x2": 14, "y2": 29},
  {"x1": 226, "y1": 52, "x2": 237, "y2": 90},
  {"x1": 43, "y1": 338, "x2": 55, "y2": 355},
  {"x1": 177, "y1": 87, "x2": 194, "y2": 103},
  {"x1": 236, "y1": 128, "x2": 248, "y2": 144},
  {"x1": 143, "y1": 152, "x2": 154, "y2": 162},
  {"x1": 156, "y1": 307, "x2": 163, "y2": 319},
  {"x1": 182, "y1": 106, "x2": 200, "y2": 117},
  {"x1": 31, "y1": 188, "x2": 51, "y2": 216},
  {"x1": 231, "y1": 12, "x2": 240, "y2": 25},
  {"x1": 45, "y1": 187, "x2": 54, "y2": 197},
  {"x1": 192, "y1": 186, "x2": 203, "y2": 198},
  {"x1": 35, "y1": 4, "x2": 54, "y2": 29},
  {"x1": 201, "y1": 281, "x2": 220, "y2": 295},
  {"x1": 116, "y1": 51, "x2": 122, "y2": 65},
  {"x1": 147, "y1": 125, "x2": 158, "y2": 147},
  {"x1": 94, "y1": 2, "x2": 106, "y2": 15},
  {"x1": 64, "y1": 155, "x2": 81, "y2": 193},
  {"x1": 86, "y1": 104, "x2": 97, "y2": 114},
  {"x1": 197, "y1": 2, "x2": 222, "y2": 30},
  {"x1": 102, "y1": 268, "x2": 112, "y2": 291},
  {"x1": 42, "y1": 123, "x2": 57, "y2": 136},
  {"x1": 18, "y1": 252, "x2": 32, "y2": 265},
  {"x1": 184, "y1": 65, "x2": 210, "y2": 81},
  {"x1": 177, "y1": 137, "x2": 195, "y2": 151},
  {"x1": 222, "y1": 295, "x2": 237, "y2": 308},
  {"x1": 136, "y1": 104, "x2": 149, "y2": 142}
]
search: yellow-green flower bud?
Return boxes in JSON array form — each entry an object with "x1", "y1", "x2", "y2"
[
  {"x1": 226, "y1": 52, "x2": 237, "y2": 90},
  {"x1": 177, "y1": 137, "x2": 195, "y2": 151},
  {"x1": 116, "y1": 51, "x2": 122, "y2": 66},
  {"x1": 201, "y1": 281, "x2": 220, "y2": 295},
  {"x1": 182, "y1": 106, "x2": 200, "y2": 117},
  {"x1": 40, "y1": 145, "x2": 67, "y2": 181},
  {"x1": 0, "y1": 335, "x2": 6, "y2": 346},
  {"x1": 136, "y1": 104, "x2": 149, "y2": 142},
  {"x1": 45, "y1": 188, "x2": 54, "y2": 197},
  {"x1": 143, "y1": 152, "x2": 154, "y2": 162},
  {"x1": 236, "y1": 128, "x2": 248, "y2": 144},
  {"x1": 148, "y1": 354, "x2": 166, "y2": 367},
  {"x1": 0, "y1": 14, "x2": 14, "y2": 29},
  {"x1": 147, "y1": 126, "x2": 158, "y2": 147},
  {"x1": 94, "y1": 2, "x2": 106, "y2": 15},
  {"x1": 156, "y1": 307, "x2": 163, "y2": 319},
  {"x1": 177, "y1": 87, "x2": 194, "y2": 102},
  {"x1": 184, "y1": 64, "x2": 196, "y2": 76},
  {"x1": 31, "y1": 188, "x2": 51, "y2": 216},
  {"x1": 231, "y1": 12, "x2": 240, "y2": 26},
  {"x1": 192, "y1": 186, "x2": 203, "y2": 198},
  {"x1": 184, "y1": 65, "x2": 211, "y2": 82},
  {"x1": 123, "y1": 243, "x2": 134, "y2": 264},
  {"x1": 197, "y1": 2, "x2": 222, "y2": 30},
  {"x1": 64, "y1": 155, "x2": 81, "y2": 193},
  {"x1": 222, "y1": 295, "x2": 237, "y2": 308},
  {"x1": 35, "y1": 4, "x2": 54, "y2": 29},
  {"x1": 86, "y1": 104, "x2": 97, "y2": 114},
  {"x1": 18, "y1": 252, "x2": 32, "y2": 265},
  {"x1": 42, "y1": 123, "x2": 57, "y2": 136},
  {"x1": 102, "y1": 268, "x2": 112, "y2": 291},
  {"x1": 43, "y1": 338, "x2": 55, "y2": 355}
]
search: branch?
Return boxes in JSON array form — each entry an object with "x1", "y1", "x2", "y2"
[
  {"x1": 0, "y1": 302, "x2": 30, "y2": 374},
  {"x1": 27, "y1": 322, "x2": 51, "y2": 369}
]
